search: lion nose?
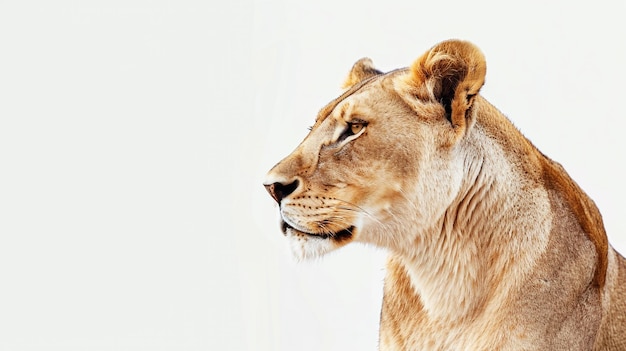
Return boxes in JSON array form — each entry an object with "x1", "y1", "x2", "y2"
[{"x1": 264, "y1": 179, "x2": 300, "y2": 204}]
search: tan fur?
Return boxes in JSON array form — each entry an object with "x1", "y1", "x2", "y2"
[
  {"x1": 264, "y1": 39, "x2": 626, "y2": 350},
  {"x1": 342, "y1": 57, "x2": 382, "y2": 89}
]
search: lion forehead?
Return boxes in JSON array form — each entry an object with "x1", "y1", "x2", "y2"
[{"x1": 315, "y1": 72, "x2": 405, "y2": 126}]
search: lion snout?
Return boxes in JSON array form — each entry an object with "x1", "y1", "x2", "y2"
[{"x1": 263, "y1": 179, "x2": 300, "y2": 204}]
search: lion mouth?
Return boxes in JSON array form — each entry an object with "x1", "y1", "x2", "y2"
[{"x1": 280, "y1": 220, "x2": 354, "y2": 242}]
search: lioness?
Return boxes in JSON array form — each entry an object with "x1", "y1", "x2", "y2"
[{"x1": 263, "y1": 39, "x2": 626, "y2": 350}]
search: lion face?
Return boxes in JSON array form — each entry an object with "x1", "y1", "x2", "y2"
[{"x1": 264, "y1": 41, "x2": 487, "y2": 259}]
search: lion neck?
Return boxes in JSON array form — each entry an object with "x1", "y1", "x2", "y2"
[{"x1": 390, "y1": 98, "x2": 552, "y2": 324}]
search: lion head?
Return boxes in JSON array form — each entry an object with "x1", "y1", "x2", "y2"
[{"x1": 264, "y1": 40, "x2": 487, "y2": 259}]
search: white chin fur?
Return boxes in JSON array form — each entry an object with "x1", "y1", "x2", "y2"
[{"x1": 285, "y1": 227, "x2": 337, "y2": 260}]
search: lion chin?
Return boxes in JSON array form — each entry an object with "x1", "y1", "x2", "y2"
[{"x1": 279, "y1": 219, "x2": 356, "y2": 260}]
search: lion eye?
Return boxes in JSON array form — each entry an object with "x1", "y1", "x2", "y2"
[
  {"x1": 336, "y1": 121, "x2": 367, "y2": 145},
  {"x1": 349, "y1": 122, "x2": 365, "y2": 135}
]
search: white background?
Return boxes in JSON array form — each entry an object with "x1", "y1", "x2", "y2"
[{"x1": 1, "y1": 1, "x2": 625, "y2": 350}]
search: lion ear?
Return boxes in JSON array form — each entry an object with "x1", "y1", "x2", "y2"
[
  {"x1": 407, "y1": 40, "x2": 486, "y2": 139},
  {"x1": 342, "y1": 58, "x2": 383, "y2": 89}
]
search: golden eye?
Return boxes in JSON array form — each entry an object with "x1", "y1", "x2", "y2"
[
  {"x1": 349, "y1": 122, "x2": 365, "y2": 135},
  {"x1": 336, "y1": 121, "x2": 368, "y2": 144}
]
